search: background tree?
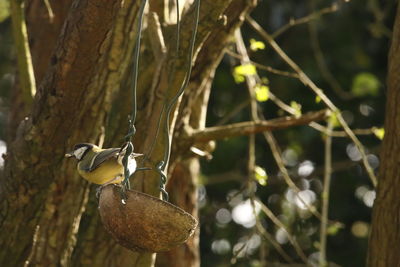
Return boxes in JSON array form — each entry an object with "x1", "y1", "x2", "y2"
[
  {"x1": 0, "y1": 0, "x2": 396, "y2": 266},
  {"x1": 368, "y1": 2, "x2": 400, "y2": 266}
]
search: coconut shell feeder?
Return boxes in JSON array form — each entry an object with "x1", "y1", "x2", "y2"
[{"x1": 98, "y1": 184, "x2": 198, "y2": 252}]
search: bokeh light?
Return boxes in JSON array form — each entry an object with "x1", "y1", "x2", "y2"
[
  {"x1": 0, "y1": 140, "x2": 6, "y2": 168},
  {"x1": 298, "y1": 160, "x2": 315, "y2": 177},
  {"x1": 351, "y1": 221, "x2": 369, "y2": 238},
  {"x1": 282, "y1": 148, "x2": 298, "y2": 167},
  {"x1": 211, "y1": 239, "x2": 231, "y2": 255},
  {"x1": 346, "y1": 143, "x2": 362, "y2": 161},
  {"x1": 216, "y1": 208, "x2": 232, "y2": 225},
  {"x1": 275, "y1": 227, "x2": 289, "y2": 244},
  {"x1": 231, "y1": 199, "x2": 260, "y2": 228}
]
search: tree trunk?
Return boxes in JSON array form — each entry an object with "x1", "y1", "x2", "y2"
[
  {"x1": 0, "y1": 0, "x2": 257, "y2": 266},
  {"x1": 72, "y1": 1, "x2": 257, "y2": 266},
  {"x1": 0, "y1": 0, "x2": 125, "y2": 265},
  {"x1": 7, "y1": 0, "x2": 73, "y2": 141},
  {"x1": 367, "y1": 3, "x2": 400, "y2": 266}
]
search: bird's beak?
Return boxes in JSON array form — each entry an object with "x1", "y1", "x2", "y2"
[
  {"x1": 65, "y1": 152, "x2": 73, "y2": 158},
  {"x1": 132, "y1": 153, "x2": 144, "y2": 157}
]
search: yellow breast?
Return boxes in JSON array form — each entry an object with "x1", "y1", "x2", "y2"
[{"x1": 78, "y1": 160, "x2": 124, "y2": 185}]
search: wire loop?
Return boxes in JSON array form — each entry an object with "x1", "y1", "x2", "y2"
[
  {"x1": 122, "y1": 0, "x2": 147, "y2": 190},
  {"x1": 120, "y1": 0, "x2": 201, "y2": 201},
  {"x1": 155, "y1": 0, "x2": 201, "y2": 201}
]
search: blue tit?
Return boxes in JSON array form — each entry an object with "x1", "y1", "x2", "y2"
[{"x1": 65, "y1": 143, "x2": 142, "y2": 185}]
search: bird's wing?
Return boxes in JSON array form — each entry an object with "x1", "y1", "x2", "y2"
[{"x1": 87, "y1": 148, "x2": 120, "y2": 172}]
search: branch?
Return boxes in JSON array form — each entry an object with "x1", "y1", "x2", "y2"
[
  {"x1": 272, "y1": 2, "x2": 340, "y2": 38},
  {"x1": 256, "y1": 198, "x2": 308, "y2": 263},
  {"x1": 246, "y1": 15, "x2": 378, "y2": 187},
  {"x1": 190, "y1": 109, "x2": 328, "y2": 142},
  {"x1": 10, "y1": 0, "x2": 36, "y2": 104},
  {"x1": 308, "y1": 2, "x2": 353, "y2": 100},
  {"x1": 319, "y1": 119, "x2": 333, "y2": 266},
  {"x1": 310, "y1": 122, "x2": 377, "y2": 137},
  {"x1": 226, "y1": 50, "x2": 299, "y2": 78},
  {"x1": 255, "y1": 221, "x2": 295, "y2": 264},
  {"x1": 0, "y1": 0, "x2": 124, "y2": 265}
]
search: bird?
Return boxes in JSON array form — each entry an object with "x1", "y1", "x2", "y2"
[{"x1": 65, "y1": 143, "x2": 142, "y2": 185}]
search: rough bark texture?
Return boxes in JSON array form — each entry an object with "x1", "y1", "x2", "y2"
[
  {"x1": 367, "y1": 3, "x2": 400, "y2": 267},
  {"x1": 26, "y1": 0, "x2": 73, "y2": 84},
  {"x1": 0, "y1": 0, "x2": 257, "y2": 266},
  {"x1": 7, "y1": 0, "x2": 73, "y2": 141},
  {"x1": 0, "y1": 0, "x2": 124, "y2": 265},
  {"x1": 70, "y1": 1, "x2": 258, "y2": 266}
]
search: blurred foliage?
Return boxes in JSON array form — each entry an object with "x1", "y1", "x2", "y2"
[
  {"x1": 0, "y1": 0, "x2": 10, "y2": 23},
  {"x1": 254, "y1": 166, "x2": 268, "y2": 186},
  {"x1": 201, "y1": 0, "x2": 395, "y2": 266},
  {"x1": 351, "y1": 72, "x2": 380, "y2": 97},
  {"x1": 233, "y1": 64, "x2": 257, "y2": 83},
  {"x1": 0, "y1": 0, "x2": 396, "y2": 266},
  {"x1": 372, "y1": 127, "x2": 384, "y2": 140},
  {"x1": 250, "y1": 39, "x2": 266, "y2": 51},
  {"x1": 0, "y1": 17, "x2": 13, "y2": 140},
  {"x1": 255, "y1": 85, "x2": 269, "y2": 102}
]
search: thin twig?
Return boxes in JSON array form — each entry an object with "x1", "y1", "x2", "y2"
[
  {"x1": 319, "y1": 120, "x2": 333, "y2": 267},
  {"x1": 263, "y1": 131, "x2": 322, "y2": 219},
  {"x1": 215, "y1": 89, "x2": 297, "y2": 126},
  {"x1": 10, "y1": 0, "x2": 36, "y2": 104},
  {"x1": 308, "y1": 1, "x2": 353, "y2": 100},
  {"x1": 268, "y1": 92, "x2": 298, "y2": 114},
  {"x1": 272, "y1": 2, "x2": 339, "y2": 39},
  {"x1": 231, "y1": 242, "x2": 247, "y2": 264},
  {"x1": 256, "y1": 199, "x2": 308, "y2": 263},
  {"x1": 190, "y1": 109, "x2": 328, "y2": 143},
  {"x1": 226, "y1": 50, "x2": 299, "y2": 79},
  {"x1": 235, "y1": 28, "x2": 258, "y2": 176},
  {"x1": 237, "y1": 29, "x2": 264, "y2": 266},
  {"x1": 246, "y1": 15, "x2": 378, "y2": 187},
  {"x1": 235, "y1": 29, "x2": 259, "y2": 121},
  {"x1": 43, "y1": 0, "x2": 54, "y2": 22},
  {"x1": 237, "y1": 29, "x2": 307, "y2": 264},
  {"x1": 215, "y1": 98, "x2": 250, "y2": 126},
  {"x1": 255, "y1": 220, "x2": 295, "y2": 263},
  {"x1": 310, "y1": 122, "x2": 376, "y2": 137}
]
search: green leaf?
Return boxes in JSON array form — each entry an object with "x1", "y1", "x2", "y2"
[
  {"x1": 234, "y1": 64, "x2": 257, "y2": 75},
  {"x1": 328, "y1": 112, "x2": 341, "y2": 128},
  {"x1": 233, "y1": 64, "x2": 257, "y2": 84},
  {"x1": 233, "y1": 72, "x2": 245, "y2": 83},
  {"x1": 254, "y1": 166, "x2": 268, "y2": 186},
  {"x1": 255, "y1": 85, "x2": 269, "y2": 102},
  {"x1": 327, "y1": 222, "x2": 345, "y2": 236},
  {"x1": 315, "y1": 95, "x2": 321, "y2": 103},
  {"x1": 372, "y1": 127, "x2": 384, "y2": 140},
  {"x1": 250, "y1": 39, "x2": 266, "y2": 51},
  {"x1": 0, "y1": 0, "x2": 10, "y2": 23},
  {"x1": 351, "y1": 72, "x2": 380, "y2": 97},
  {"x1": 261, "y1": 77, "x2": 269, "y2": 84},
  {"x1": 290, "y1": 101, "x2": 302, "y2": 117}
]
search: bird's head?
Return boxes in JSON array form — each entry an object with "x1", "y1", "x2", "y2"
[{"x1": 65, "y1": 143, "x2": 95, "y2": 161}]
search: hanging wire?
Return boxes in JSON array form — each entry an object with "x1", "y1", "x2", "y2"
[
  {"x1": 156, "y1": 0, "x2": 201, "y2": 201},
  {"x1": 174, "y1": 0, "x2": 181, "y2": 57},
  {"x1": 121, "y1": 0, "x2": 148, "y2": 190},
  {"x1": 142, "y1": 0, "x2": 181, "y2": 161}
]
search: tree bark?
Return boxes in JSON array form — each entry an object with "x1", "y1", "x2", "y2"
[
  {"x1": 72, "y1": 1, "x2": 257, "y2": 266},
  {"x1": 0, "y1": 0, "x2": 124, "y2": 265},
  {"x1": 7, "y1": 0, "x2": 73, "y2": 141},
  {"x1": 1, "y1": 0, "x2": 258, "y2": 266},
  {"x1": 367, "y1": 3, "x2": 400, "y2": 266}
]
